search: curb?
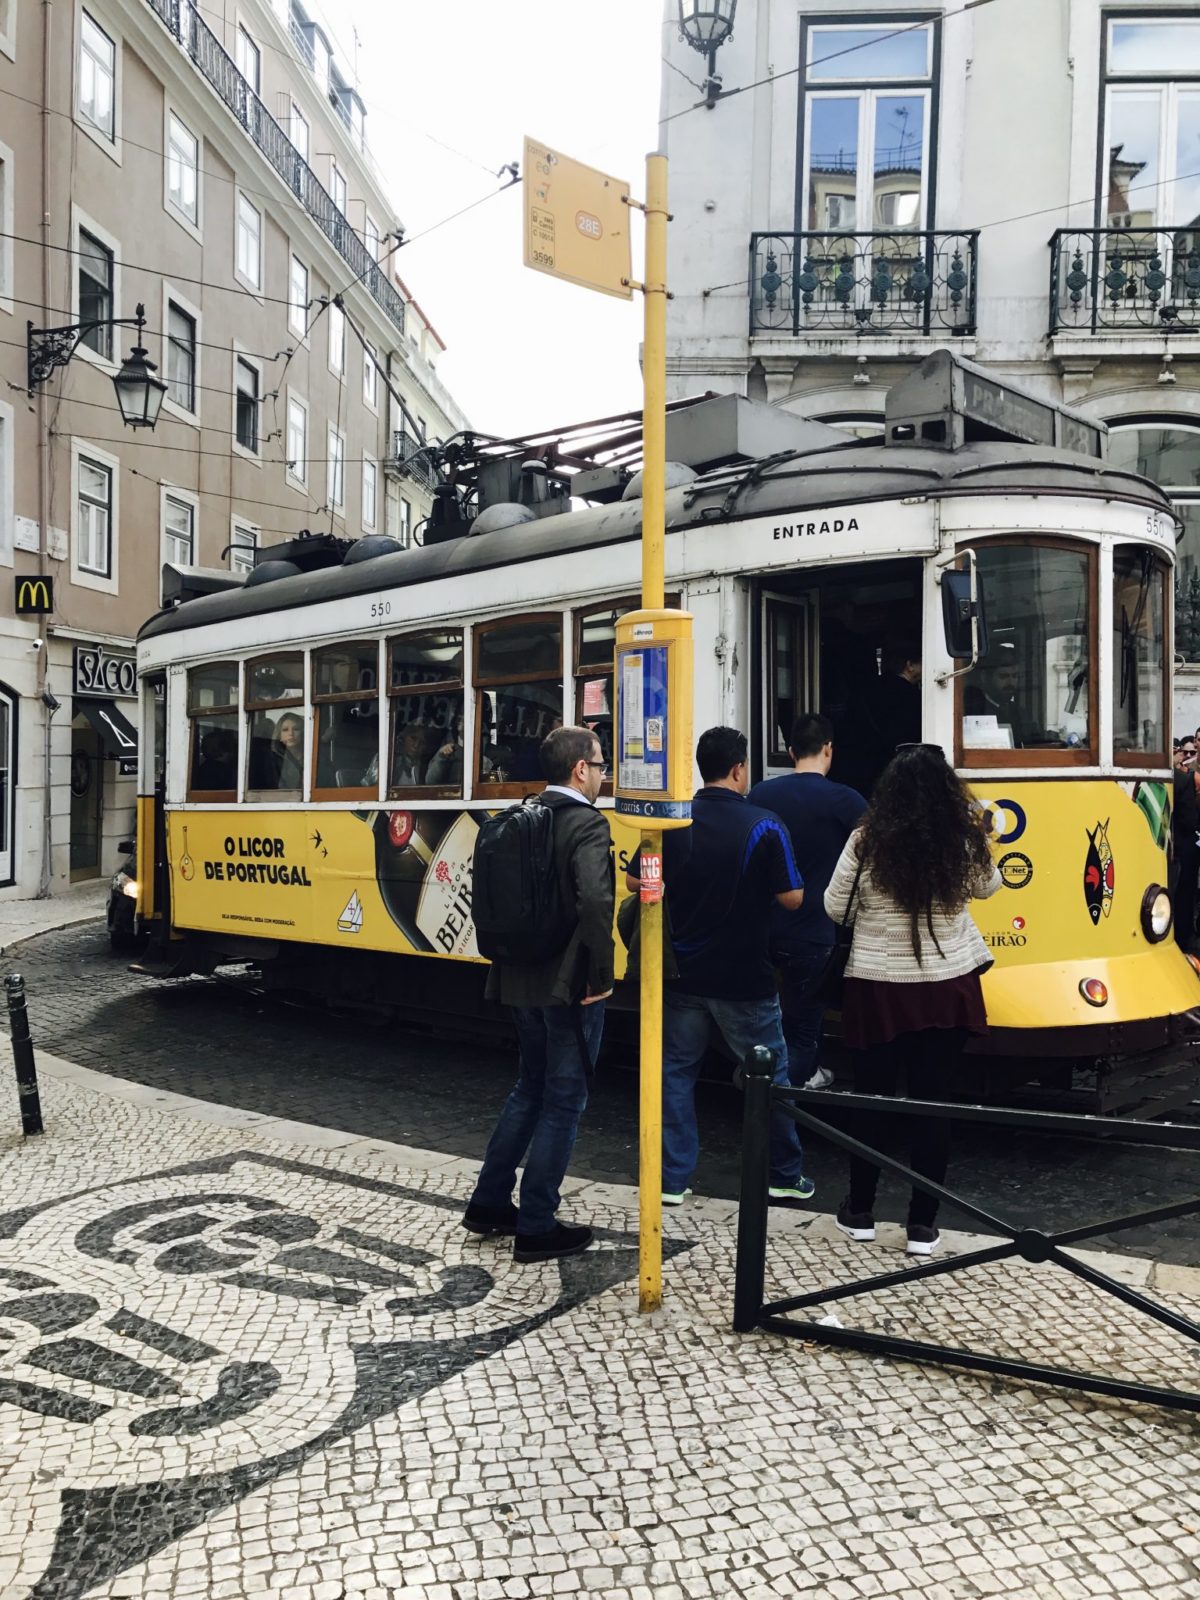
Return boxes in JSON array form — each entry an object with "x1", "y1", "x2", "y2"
[
  {"x1": 0, "y1": 904, "x2": 107, "y2": 956},
  {"x1": 14, "y1": 1045, "x2": 1200, "y2": 1302}
]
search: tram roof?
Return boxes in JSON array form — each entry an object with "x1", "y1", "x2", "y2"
[{"x1": 139, "y1": 439, "x2": 1176, "y2": 643}]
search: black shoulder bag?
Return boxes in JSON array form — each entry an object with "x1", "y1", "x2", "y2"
[{"x1": 806, "y1": 855, "x2": 864, "y2": 1009}]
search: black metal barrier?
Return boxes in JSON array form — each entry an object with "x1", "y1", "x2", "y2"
[
  {"x1": 733, "y1": 1045, "x2": 1200, "y2": 1412},
  {"x1": 6, "y1": 972, "x2": 44, "y2": 1137}
]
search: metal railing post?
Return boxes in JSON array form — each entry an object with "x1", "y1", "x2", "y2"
[
  {"x1": 733, "y1": 1044, "x2": 775, "y2": 1332},
  {"x1": 6, "y1": 973, "x2": 43, "y2": 1137}
]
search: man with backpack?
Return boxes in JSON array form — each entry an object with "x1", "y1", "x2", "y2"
[{"x1": 465, "y1": 725, "x2": 614, "y2": 1263}]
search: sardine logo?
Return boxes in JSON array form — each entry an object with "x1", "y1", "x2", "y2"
[{"x1": 1083, "y1": 820, "x2": 1114, "y2": 925}]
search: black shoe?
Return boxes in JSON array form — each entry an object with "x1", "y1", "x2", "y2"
[
  {"x1": 461, "y1": 1200, "x2": 519, "y2": 1237},
  {"x1": 835, "y1": 1200, "x2": 876, "y2": 1242},
  {"x1": 905, "y1": 1224, "x2": 942, "y2": 1257},
  {"x1": 512, "y1": 1222, "x2": 593, "y2": 1264}
]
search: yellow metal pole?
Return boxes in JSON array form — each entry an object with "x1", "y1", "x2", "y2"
[{"x1": 638, "y1": 151, "x2": 668, "y2": 1314}]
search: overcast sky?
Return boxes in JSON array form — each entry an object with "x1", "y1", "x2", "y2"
[{"x1": 338, "y1": 1, "x2": 666, "y2": 438}]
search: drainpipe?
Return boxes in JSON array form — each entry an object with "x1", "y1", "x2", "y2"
[{"x1": 35, "y1": 0, "x2": 53, "y2": 898}]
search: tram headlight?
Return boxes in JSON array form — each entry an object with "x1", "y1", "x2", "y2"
[{"x1": 1140, "y1": 885, "x2": 1172, "y2": 943}]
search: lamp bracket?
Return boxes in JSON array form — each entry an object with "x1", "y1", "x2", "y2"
[{"x1": 27, "y1": 303, "x2": 147, "y2": 396}]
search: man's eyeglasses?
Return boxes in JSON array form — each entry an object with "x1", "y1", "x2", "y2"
[
  {"x1": 585, "y1": 760, "x2": 610, "y2": 775},
  {"x1": 1183, "y1": 747, "x2": 1197, "y2": 759}
]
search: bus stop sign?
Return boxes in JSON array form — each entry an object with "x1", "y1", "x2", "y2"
[{"x1": 523, "y1": 137, "x2": 633, "y2": 300}]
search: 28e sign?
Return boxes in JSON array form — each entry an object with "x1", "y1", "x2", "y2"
[{"x1": 14, "y1": 575, "x2": 53, "y2": 615}]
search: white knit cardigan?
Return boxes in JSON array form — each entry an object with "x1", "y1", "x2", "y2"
[{"x1": 824, "y1": 830, "x2": 1002, "y2": 985}]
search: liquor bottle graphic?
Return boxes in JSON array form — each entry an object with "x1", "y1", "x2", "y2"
[
  {"x1": 367, "y1": 808, "x2": 458, "y2": 953},
  {"x1": 178, "y1": 823, "x2": 195, "y2": 882}
]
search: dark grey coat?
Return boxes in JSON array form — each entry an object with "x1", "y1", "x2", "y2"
[{"x1": 484, "y1": 791, "x2": 615, "y2": 1009}]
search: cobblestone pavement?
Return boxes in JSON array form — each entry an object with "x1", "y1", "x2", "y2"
[
  {"x1": 5, "y1": 923, "x2": 1200, "y2": 1266},
  {"x1": 3, "y1": 1053, "x2": 1200, "y2": 1600}
]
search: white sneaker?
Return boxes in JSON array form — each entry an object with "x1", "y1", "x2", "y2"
[
  {"x1": 661, "y1": 1189, "x2": 693, "y2": 1206},
  {"x1": 905, "y1": 1226, "x2": 942, "y2": 1257},
  {"x1": 801, "y1": 1066, "x2": 835, "y2": 1091}
]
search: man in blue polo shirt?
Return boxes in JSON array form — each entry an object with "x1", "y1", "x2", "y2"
[
  {"x1": 634, "y1": 725, "x2": 815, "y2": 1209},
  {"x1": 750, "y1": 712, "x2": 866, "y2": 1091}
]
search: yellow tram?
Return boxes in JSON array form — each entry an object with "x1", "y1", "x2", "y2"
[{"x1": 133, "y1": 355, "x2": 1200, "y2": 1106}]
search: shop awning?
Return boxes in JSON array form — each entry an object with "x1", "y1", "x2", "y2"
[{"x1": 78, "y1": 698, "x2": 138, "y2": 759}]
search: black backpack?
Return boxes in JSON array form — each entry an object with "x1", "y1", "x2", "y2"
[{"x1": 472, "y1": 796, "x2": 575, "y2": 966}]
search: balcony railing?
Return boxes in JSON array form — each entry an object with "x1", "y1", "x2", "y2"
[
  {"x1": 386, "y1": 431, "x2": 438, "y2": 491},
  {"x1": 288, "y1": 13, "x2": 316, "y2": 71},
  {"x1": 1049, "y1": 228, "x2": 1200, "y2": 335},
  {"x1": 750, "y1": 230, "x2": 978, "y2": 338},
  {"x1": 145, "y1": 0, "x2": 405, "y2": 337}
]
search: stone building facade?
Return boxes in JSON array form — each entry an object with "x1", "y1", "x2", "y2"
[
  {"x1": 0, "y1": 0, "x2": 466, "y2": 896},
  {"x1": 661, "y1": 0, "x2": 1199, "y2": 714}
]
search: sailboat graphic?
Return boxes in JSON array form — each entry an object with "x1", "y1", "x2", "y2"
[
  {"x1": 179, "y1": 823, "x2": 195, "y2": 882},
  {"x1": 337, "y1": 890, "x2": 363, "y2": 934}
]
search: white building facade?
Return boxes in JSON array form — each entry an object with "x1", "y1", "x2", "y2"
[
  {"x1": 0, "y1": 0, "x2": 467, "y2": 899},
  {"x1": 662, "y1": 0, "x2": 1200, "y2": 701}
]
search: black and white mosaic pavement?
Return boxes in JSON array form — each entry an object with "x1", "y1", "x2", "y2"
[{"x1": 1, "y1": 1143, "x2": 686, "y2": 1599}]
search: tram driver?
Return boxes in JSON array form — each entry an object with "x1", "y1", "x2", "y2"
[{"x1": 964, "y1": 655, "x2": 1033, "y2": 748}]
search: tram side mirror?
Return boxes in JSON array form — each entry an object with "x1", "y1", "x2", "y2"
[{"x1": 941, "y1": 568, "x2": 988, "y2": 661}]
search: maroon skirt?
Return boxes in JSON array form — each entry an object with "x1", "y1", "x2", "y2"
[{"x1": 841, "y1": 969, "x2": 988, "y2": 1049}]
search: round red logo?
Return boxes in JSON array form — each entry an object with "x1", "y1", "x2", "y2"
[
  {"x1": 387, "y1": 811, "x2": 415, "y2": 849},
  {"x1": 1012, "y1": 916, "x2": 1026, "y2": 931}
]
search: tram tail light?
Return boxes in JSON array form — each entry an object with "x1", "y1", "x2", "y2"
[
  {"x1": 1079, "y1": 978, "x2": 1109, "y2": 1007},
  {"x1": 1140, "y1": 885, "x2": 1172, "y2": 943}
]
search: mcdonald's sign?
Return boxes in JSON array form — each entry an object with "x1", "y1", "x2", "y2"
[{"x1": 14, "y1": 575, "x2": 53, "y2": 615}]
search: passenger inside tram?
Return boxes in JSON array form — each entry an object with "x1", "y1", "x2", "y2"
[{"x1": 248, "y1": 711, "x2": 304, "y2": 791}]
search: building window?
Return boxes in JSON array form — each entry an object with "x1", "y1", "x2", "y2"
[
  {"x1": 291, "y1": 103, "x2": 309, "y2": 164},
  {"x1": 78, "y1": 10, "x2": 116, "y2": 141},
  {"x1": 235, "y1": 193, "x2": 261, "y2": 289},
  {"x1": 235, "y1": 357, "x2": 259, "y2": 454},
  {"x1": 400, "y1": 496, "x2": 412, "y2": 544},
  {"x1": 798, "y1": 19, "x2": 936, "y2": 234},
  {"x1": 230, "y1": 520, "x2": 257, "y2": 575},
  {"x1": 365, "y1": 216, "x2": 380, "y2": 260},
  {"x1": 166, "y1": 113, "x2": 198, "y2": 225},
  {"x1": 286, "y1": 394, "x2": 307, "y2": 485},
  {"x1": 362, "y1": 457, "x2": 377, "y2": 529},
  {"x1": 163, "y1": 492, "x2": 194, "y2": 567},
  {"x1": 328, "y1": 299, "x2": 345, "y2": 375},
  {"x1": 78, "y1": 229, "x2": 113, "y2": 359},
  {"x1": 1109, "y1": 424, "x2": 1200, "y2": 659},
  {"x1": 1104, "y1": 18, "x2": 1200, "y2": 231},
  {"x1": 330, "y1": 161, "x2": 347, "y2": 215},
  {"x1": 363, "y1": 341, "x2": 377, "y2": 408},
  {"x1": 384, "y1": 478, "x2": 400, "y2": 541},
  {"x1": 289, "y1": 254, "x2": 309, "y2": 335},
  {"x1": 76, "y1": 454, "x2": 112, "y2": 576},
  {"x1": 236, "y1": 24, "x2": 260, "y2": 95},
  {"x1": 328, "y1": 427, "x2": 345, "y2": 509},
  {"x1": 166, "y1": 301, "x2": 196, "y2": 412},
  {"x1": 0, "y1": 148, "x2": 12, "y2": 305}
]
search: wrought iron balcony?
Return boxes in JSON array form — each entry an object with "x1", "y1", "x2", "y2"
[
  {"x1": 1050, "y1": 228, "x2": 1200, "y2": 335},
  {"x1": 386, "y1": 431, "x2": 438, "y2": 492},
  {"x1": 288, "y1": 13, "x2": 316, "y2": 71},
  {"x1": 750, "y1": 231, "x2": 978, "y2": 338},
  {"x1": 144, "y1": 0, "x2": 404, "y2": 337}
]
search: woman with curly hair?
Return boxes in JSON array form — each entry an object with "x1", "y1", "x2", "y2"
[{"x1": 824, "y1": 744, "x2": 1001, "y2": 1256}]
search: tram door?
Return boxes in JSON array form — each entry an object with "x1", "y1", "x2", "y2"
[{"x1": 762, "y1": 592, "x2": 819, "y2": 773}]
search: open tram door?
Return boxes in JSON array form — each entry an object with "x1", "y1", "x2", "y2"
[
  {"x1": 134, "y1": 673, "x2": 169, "y2": 952},
  {"x1": 755, "y1": 561, "x2": 925, "y2": 794}
]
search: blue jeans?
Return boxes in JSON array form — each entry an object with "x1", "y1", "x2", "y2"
[
  {"x1": 661, "y1": 990, "x2": 804, "y2": 1194},
  {"x1": 776, "y1": 940, "x2": 833, "y2": 1085},
  {"x1": 471, "y1": 1002, "x2": 604, "y2": 1235}
]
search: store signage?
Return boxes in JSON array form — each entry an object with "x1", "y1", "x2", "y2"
[
  {"x1": 14, "y1": 575, "x2": 53, "y2": 615},
  {"x1": 74, "y1": 644, "x2": 137, "y2": 700}
]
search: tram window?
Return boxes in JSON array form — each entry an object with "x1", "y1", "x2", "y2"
[
  {"x1": 313, "y1": 642, "x2": 380, "y2": 798},
  {"x1": 245, "y1": 652, "x2": 306, "y2": 796},
  {"x1": 959, "y1": 543, "x2": 1095, "y2": 765},
  {"x1": 186, "y1": 661, "x2": 239, "y2": 799},
  {"x1": 387, "y1": 628, "x2": 465, "y2": 796},
  {"x1": 474, "y1": 614, "x2": 564, "y2": 794},
  {"x1": 1113, "y1": 551, "x2": 1167, "y2": 763}
]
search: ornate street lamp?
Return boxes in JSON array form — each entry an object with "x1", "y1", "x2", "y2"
[
  {"x1": 677, "y1": 0, "x2": 737, "y2": 107},
  {"x1": 27, "y1": 301, "x2": 167, "y2": 429}
]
